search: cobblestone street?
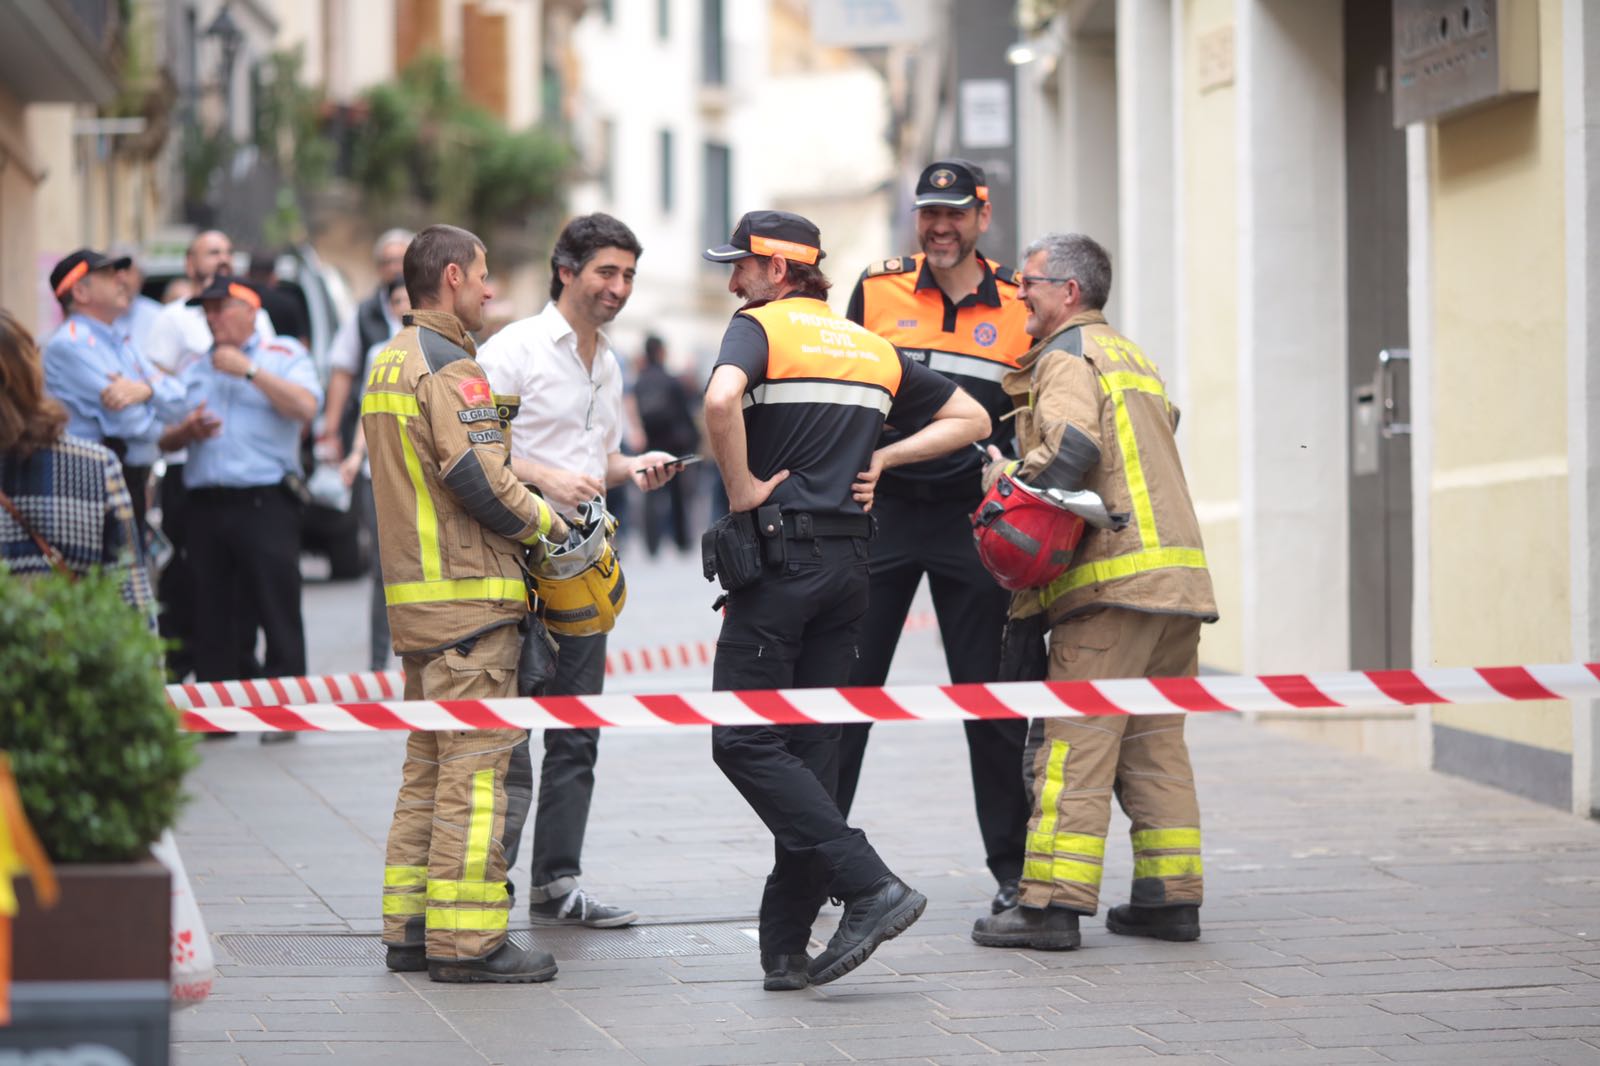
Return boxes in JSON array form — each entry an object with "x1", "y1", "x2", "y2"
[{"x1": 164, "y1": 551, "x2": 1600, "y2": 1064}]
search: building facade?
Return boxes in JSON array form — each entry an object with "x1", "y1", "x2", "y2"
[{"x1": 1010, "y1": 0, "x2": 1599, "y2": 816}]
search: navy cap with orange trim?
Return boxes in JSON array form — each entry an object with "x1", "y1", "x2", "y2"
[
  {"x1": 49, "y1": 248, "x2": 132, "y2": 298},
  {"x1": 913, "y1": 159, "x2": 990, "y2": 209},
  {"x1": 703, "y1": 210, "x2": 826, "y2": 265},
  {"x1": 186, "y1": 273, "x2": 263, "y2": 309}
]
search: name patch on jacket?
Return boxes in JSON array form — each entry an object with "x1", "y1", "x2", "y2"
[
  {"x1": 457, "y1": 407, "x2": 498, "y2": 424},
  {"x1": 458, "y1": 377, "x2": 493, "y2": 407},
  {"x1": 467, "y1": 428, "x2": 505, "y2": 445}
]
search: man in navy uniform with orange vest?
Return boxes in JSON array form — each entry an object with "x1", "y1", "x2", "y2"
[
  {"x1": 701, "y1": 210, "x2": 990, "y2": 991},
  {"x1": 840, "y1": 160, "x2": 1034, "y2": 917}
]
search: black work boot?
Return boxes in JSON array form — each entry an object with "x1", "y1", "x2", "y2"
[
  {"x1": 991, "y1": 878, "x2": 1020, "y2": 915},
  {"x1": 427, "y1": 940, "x2": 559, "y2": 984},
  {"x1": 808, "y1": 875, "x2": 926, "y2": 986},
  {"x1": 972, "y1": 904, "x2": 1081, "y2": 950},
  {"x1": 1106, "y1": 903, "x2": 1201, "y2": 942},
  {"x1": 384, "y1": 917, "x2": 426, "y2": 973},
  {"x1": 760, "y1": 951, "x2": 811, "y2": 992}
]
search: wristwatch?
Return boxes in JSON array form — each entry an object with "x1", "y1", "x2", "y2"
[{"x1": 244, "y1": 361, "x2": 259, "y2": 382}]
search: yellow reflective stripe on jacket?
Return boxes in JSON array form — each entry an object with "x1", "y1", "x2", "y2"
[
  {"x1": 425, "y1": 907, "x2": 510, "y2": 931},
  {"x1": 384, "y1": 577, "x2": 527, "y2": 606},
  {"x1": 427, "y1": 880, "x2": 509, "y2": 904},
  {"x1": 1133, "y1": 854, "x2": 1204, "y2": 879},
  {"x1": 361, "y1": 392, "x2": 422, "y2": 417},
  {"x1": 519, "y1": 498, "x2": 554, "y2": 545},
  {"x1": 383, "y1": 865, "x2": 427, "y2": 887},
  {"x1": 1111, "y1": 391, "x2": 1159, "y2": 550},
  {"x1": 382, "y1": 894, "x2": 426, "y2": 916},
  {"x1": 462, "y1": 768, "x2": 495, "y2": 884},
  {"x1": 1131, "y1": 827, "x2": 1202, "y2": 852},
  {"x1": 1023, "y1": 857, "x2": 1104, "y2": 887},
  {"x1": 1028, "y1": 831, "x2": 1107, "y2": 858},
  {"x1": 1034, "y1": 740, "x2": 1070, "y2": 839},
  {"x1": 1043, "y1": 546, "x2": 1209, "y2": 602},
  {"x1": 1098, "y1": 370, "x2": 1167, "y2": 402},
  {"x1": 397, "y1": 416, "x2": 442, "y2": 582}
]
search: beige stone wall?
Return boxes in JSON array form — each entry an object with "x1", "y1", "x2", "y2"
[
  {"x1": 0, "y1": 88, "x2": 42, "y2": 332},
  {"x1": 1180, "y1": 0, "x2": 1242, "y2": 671},
  {"x1": 1426, "y1": 0, "x2": 1572, "y2": 754}
]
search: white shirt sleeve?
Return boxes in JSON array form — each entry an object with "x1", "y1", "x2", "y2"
[
  {"x1": 328, "y1": 313, "x2": 362, "y2": 375},
  {"x1": 602, "y1": 352, "x2": 625, "y2": 455},
  {"x1": 475, "y1": 325, "x2": 521, "y2": 398},
  {"x1": 142, "y1": 305, "x2": 185, "y2": 375}
]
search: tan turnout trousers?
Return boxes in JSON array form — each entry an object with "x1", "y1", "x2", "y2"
[
  {"x1": 1021, "y1": 607, "x2": 1205, "y2": 914},
  {"x1": 381, "y1": 622, "x2": 525, "y2": 961}
]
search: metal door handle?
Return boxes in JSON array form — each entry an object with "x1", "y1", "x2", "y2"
[{"x1": 1376, "y1": 348, "x2": 1411, "y2": 438}]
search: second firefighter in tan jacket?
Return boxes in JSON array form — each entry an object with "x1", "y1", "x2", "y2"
[
  {"x1": 972, "y1": 232, "x2": 1218, "y2": 953},
  {"x1": 364, "y1": 224, "x2": 570, "y2": 985}
]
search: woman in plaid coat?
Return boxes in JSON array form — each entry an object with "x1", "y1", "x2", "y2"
[{"x1": 0, "y1": 308, "x2": 152, "y2": 614}]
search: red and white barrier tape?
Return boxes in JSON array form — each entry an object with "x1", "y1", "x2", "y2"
[
  {"x1": 168, "y1": 614, "x2": 944, "y2": 705},
  {"x1": 603, "y1": 613, "x2": 937, "y2": 677},
  {"x1": 171, "y1": 662, "x2": 1600, "y2": 733}
]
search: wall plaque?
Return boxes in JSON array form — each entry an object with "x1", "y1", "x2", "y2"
[{"x1": 1393, "y1": 0, "x2": 1538, "y2": 127}]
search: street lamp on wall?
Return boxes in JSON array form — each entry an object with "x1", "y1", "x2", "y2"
[{"x1": 206, "y1": 2, "x2": 243, "y2": 134}]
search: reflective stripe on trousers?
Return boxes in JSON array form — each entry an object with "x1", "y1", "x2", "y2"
[{"x1": 1020, "y1": 740, "x2": 1107, "y2": 892}]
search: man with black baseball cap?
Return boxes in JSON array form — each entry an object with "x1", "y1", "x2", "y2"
[
  {"x1": 42, "y1": 248, "x2": 189, "y2": 531},
  {"x1": 839, "y1": 160, "x2": 1034, "y2": 921},
  {"x1": 701, "y1": 208, "x2": 990, "y2": 990},
  {"x1": 161, "y1": 273, "x2": 321, "y2": 704}
]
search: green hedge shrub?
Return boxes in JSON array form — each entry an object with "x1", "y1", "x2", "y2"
[{"x1": 0, "y1": 570, "x2": 195, "y2": 862}]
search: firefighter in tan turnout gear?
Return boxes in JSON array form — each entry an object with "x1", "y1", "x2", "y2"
[
  {"x1": 364, "y1": 224, "x2": 570, "y2": 983},
  {"x1": 971, "y1": 232, "x2": 1218, "y2": 952}
]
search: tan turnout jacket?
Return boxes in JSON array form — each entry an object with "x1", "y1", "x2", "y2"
[
  {"x1": 361, "y1": 309, "x2": 555, "y2": 654},
  {"x1": 992, "y1": 310, "x2": 1218, "y2": 625}
]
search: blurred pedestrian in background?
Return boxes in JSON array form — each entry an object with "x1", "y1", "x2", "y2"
[
  {"x1": 0, "y1": 308, "x2": 153, "y2": 614},
  {"x1": 631, "y1": 334, "x2": 698, "y2": 556}
]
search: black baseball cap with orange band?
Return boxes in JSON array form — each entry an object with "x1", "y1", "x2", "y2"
[
  {"x1": 186, "y1": 273, "x2": 263, "y2": 309},
  {"x1": 49, "y1": 248, "x2": 132, "y2": 299},
  {"x1": 703, "y1": 210, "x2": 826, "y2": 265},
  {"x1": 913, "y1": 159, "x2": 990, "y2": 209}
]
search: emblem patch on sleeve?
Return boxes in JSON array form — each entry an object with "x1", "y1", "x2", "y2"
[
  {"x1": 458, "y1": 376, "x2": 493, "y2": 407},
  {"x1": 467, "y1": 428, "x2": 505, "y2": 445}
]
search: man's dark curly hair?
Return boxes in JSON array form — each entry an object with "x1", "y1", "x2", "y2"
[{"x1": 549, "y1": 213, "x2": 644, "y2": 300}]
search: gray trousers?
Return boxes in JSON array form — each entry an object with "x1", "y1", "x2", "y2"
[
  {"x1": 502, "y1": 630, "x2": 606, "y2": 903},
  {"x1": 352, "y1": 474, "x2": 391, "y2": 672}
]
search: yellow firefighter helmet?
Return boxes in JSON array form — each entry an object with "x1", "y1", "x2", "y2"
[{"x1": 531, "y1": 498, "x2": 626, "y2": 636}]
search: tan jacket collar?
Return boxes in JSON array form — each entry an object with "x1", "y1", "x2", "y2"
[
  {"x1": 407, "y1": 309, "x2": 478, "y2": 356},
  {"x1": 1017, "y1": 309, "x2": 1108, "y2": 372}
]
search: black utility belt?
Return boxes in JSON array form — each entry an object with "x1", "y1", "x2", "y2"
[
  {"x1": 701, "y1": 506, "x2": 873, "y2": 593},
  {"x1": 188, "y1": 477, "x2": 300, "y2": 505}
]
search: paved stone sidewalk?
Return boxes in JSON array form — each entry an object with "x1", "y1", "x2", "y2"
[{"x1": 166, "y1": 555, "x2": 1600, "y2": 1064}]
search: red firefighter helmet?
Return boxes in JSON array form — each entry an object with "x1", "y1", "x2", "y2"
[{"x1": 971, "y1": 472, "x2": 1088, "y2": 590}]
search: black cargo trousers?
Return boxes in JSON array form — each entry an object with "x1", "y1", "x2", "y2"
[
  {"x1": 838, "y1": 490, "x2": 1029, "y2": 885},
  {"x1": 710, "y1": 531, "x2": 894, "y2": 959}
]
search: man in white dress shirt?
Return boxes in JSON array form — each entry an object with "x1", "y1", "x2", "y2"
[{"x1": 478, "y1": 213, "x2": 682, "y2": 928}]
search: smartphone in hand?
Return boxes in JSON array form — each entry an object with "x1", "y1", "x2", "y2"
[{"x1": 634, "y1": 453, "x2": 702, "y2": 475}]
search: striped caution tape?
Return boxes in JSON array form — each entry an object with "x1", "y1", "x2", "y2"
[
  {"x1": 171, "y1": 662, "x2": 1600, "y2": 733},
  {"x1": 167, "y1": 615, "x2": 945, "y2": 707},
  {"x1": 602, "y1": 612, "x2": 936, "y2": 676}
]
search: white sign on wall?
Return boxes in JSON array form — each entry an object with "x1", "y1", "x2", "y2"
[
  {"x1": 808, "y1": 0, "x2": 931, "y2": 47},
  {"x1": 959, "y1": 78, "x2": 1012, "y2": 149}
]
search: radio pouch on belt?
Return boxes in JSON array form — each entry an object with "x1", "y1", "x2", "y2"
[
  {"x1": 755, "y1": 503, "x2": 787, "y2": 568},
  {"x1": 702, "y1": 511, "x2": 763, "y2": 592}
]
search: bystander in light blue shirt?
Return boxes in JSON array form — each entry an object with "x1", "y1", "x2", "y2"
[
  {"x1": 42, "y1": 313, "x2": 188, "y2": 466},
  {"x1": 182, "y1": 332, "x2": 324, "y2": 489},
  {"x1": 115, "y1": 293, "x2": 165, "y2": 354}
]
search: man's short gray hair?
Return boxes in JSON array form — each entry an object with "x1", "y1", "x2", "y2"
[
  {"x1": 373, "y1": 228, "x2": 416, "y2": 261},
  {"x1": 1022, "y1": 232, "x2": 1112, "y2": 310}
]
